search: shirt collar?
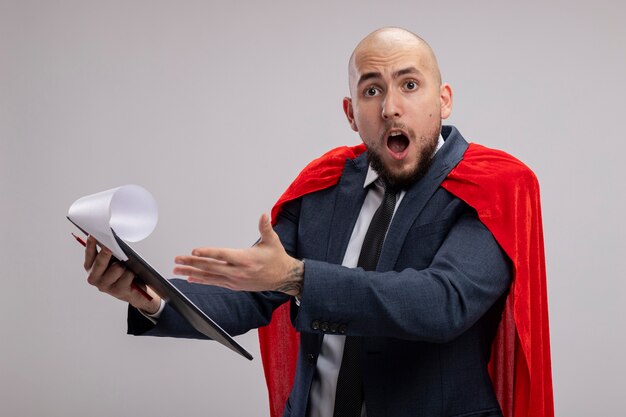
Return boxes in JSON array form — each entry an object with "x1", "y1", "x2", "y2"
[{"x1": 363, "y1": 134, "x2": 445, "y2": 189}]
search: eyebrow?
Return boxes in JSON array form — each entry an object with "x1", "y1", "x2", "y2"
[{"x1": 357, "y1": 66, "x2": 422, "y2": 86}]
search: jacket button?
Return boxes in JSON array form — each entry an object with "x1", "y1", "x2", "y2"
[
  {"x1": 338, "y1": 324, "x2": 347, "y2": 334},
  {"x1": 311, "y1": 320, "x2": 320, "y2": 330},
  {"x1": 321, "y1": 322, "x2": 329, "y2": 332},
  {"x1": 330, "y1": 323, "x2": 338, "y2": 333},
  {"x1": 306, "y1": 353, "x2": 316, "y2": 364}
]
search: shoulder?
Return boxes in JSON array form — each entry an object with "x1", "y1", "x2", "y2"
[
  {"x1": 299, "y1": 143, "x2": 367, "y2": 173},
  {"x1": 455, "y1": 143, "x2": 540, "y2": 190},
  {"x1": 282, "y1": 143, "x2": 367, "y2": 197},
  {"x1": 271, "y1": 143, "x2": 367, "y2": 223}
]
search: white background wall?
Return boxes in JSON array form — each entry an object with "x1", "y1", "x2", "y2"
[{"x1": 1, "y1": 1, "x2": 624, "y2": 416}]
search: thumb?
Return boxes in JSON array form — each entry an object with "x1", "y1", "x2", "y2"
[{"x1": 258, "y1": 213, "x2": 277, "y2": 244}]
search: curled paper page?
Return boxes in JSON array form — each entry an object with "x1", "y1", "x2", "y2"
[{"x1": 68, "y1": 185, "x2": 158, "y2": 260}]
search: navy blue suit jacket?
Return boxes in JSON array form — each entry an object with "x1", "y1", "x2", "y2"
[{"x1": 129, "y1": 126, "x2": 511, "y2": 417}]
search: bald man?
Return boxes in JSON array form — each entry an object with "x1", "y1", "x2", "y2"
[{"x1": 86, "y1": 28, "x2": 512, "y2": 417}]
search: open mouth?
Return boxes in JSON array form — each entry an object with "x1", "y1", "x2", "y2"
[{"x1": 386, "y1": 130, "x2": 410, "y2": 158}]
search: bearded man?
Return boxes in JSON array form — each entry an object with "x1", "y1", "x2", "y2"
[{"x1": 85, "y1": 27, "x2": 553, "y2": 417}]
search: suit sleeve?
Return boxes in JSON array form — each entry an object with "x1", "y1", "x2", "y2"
[
  {"x1": 294, "y1": 208, "x2": 512, "y2": 343},
  {"x1": 127, "y1": 282, "x2": 289, "y2": 339}
]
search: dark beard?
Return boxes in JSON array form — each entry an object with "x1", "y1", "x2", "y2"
[{"x1": 367, "y1": 126, "x2": 440, "y2": 190}]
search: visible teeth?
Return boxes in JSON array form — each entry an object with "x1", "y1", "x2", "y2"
[{"x1": 390, "y1": 131, "x2": 401, "y2": 136}]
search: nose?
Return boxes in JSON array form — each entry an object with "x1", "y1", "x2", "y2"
[{"x1": 382, "y1": 90, "x2": 402, "y2": 119}]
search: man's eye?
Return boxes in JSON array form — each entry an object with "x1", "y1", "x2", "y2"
[
  {"x1": 365, "y1": 87, "x2": 380, "y2": 97},
  {"x1": 405, "y1": 81, "x2": 418, "y2": 90}
]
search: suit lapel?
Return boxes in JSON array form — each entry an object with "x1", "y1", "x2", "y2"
[
  {"x1": 377, "y1": 127, "x2": 469, "y2": 271},
  {"x1": 325, "y1": 154, "x2": 369, "y2": 265}
]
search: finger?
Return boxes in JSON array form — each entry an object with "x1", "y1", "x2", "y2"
[
  {"x1": 109, "y1": 268, "x2": 136, "y2": 295},
  {"x1": 88, "y1": 261, "x2": 124, "y2": 288},
  {"x1": 257, "y1": 213, "x2": 277, "y2": 245},
  {"x1": 187, "y1": 276, "x2": 234, "y2": 289},
  {"x1": 187, "y1": 247, "x2": 244, "y2": 264},
  {"x1": 177, "y1": 252, "x2": 254, "y2": 279},
  {"x1": 173, "y1": 263, "x2": 233, "y2": 281},
  {"x1": 84, "y1": 235, "x2": 98, "y2": 271},
  {"x1": 175, "y1": 254, "x2": 228, "y2": 270},
  {"x1": 176, "y1": 265, "x2": 236, "y2": 288},
  {"x1": 89, "y1": 247, "x2": 114, "y2": 280}
]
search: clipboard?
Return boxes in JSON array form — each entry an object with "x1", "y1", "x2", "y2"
[{"x1": 68, "y1": 217, "x2": 253, "y2": 361}]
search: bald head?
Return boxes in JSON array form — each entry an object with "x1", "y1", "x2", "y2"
[{"x1": 348, "y1": 27, "x2": 442, "y2": 96}]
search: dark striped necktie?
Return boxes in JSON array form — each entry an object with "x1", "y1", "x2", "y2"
[{"x1": 333, "y1": 183, "x2": 398, "y2": 417}]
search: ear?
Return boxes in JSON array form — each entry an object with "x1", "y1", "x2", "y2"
[
  {"x1": 342, "y1": 97, "x2": 359, "y2": 132},
  {"x1": 439, "y1": 83, "x2": 453, "y2": 120}
]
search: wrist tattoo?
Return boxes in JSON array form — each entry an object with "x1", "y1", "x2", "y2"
[{"x1": 275, "y1": 259, "x2": 304, "y2": 297}]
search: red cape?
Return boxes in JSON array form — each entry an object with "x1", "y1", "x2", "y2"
[{"x1": 258, "y1": 143, "x2": 554, "y2": 417}]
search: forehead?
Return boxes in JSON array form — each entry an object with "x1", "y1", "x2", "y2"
[{"x1": 350, "y1": 39, "x2": 436, "y2": 86}]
